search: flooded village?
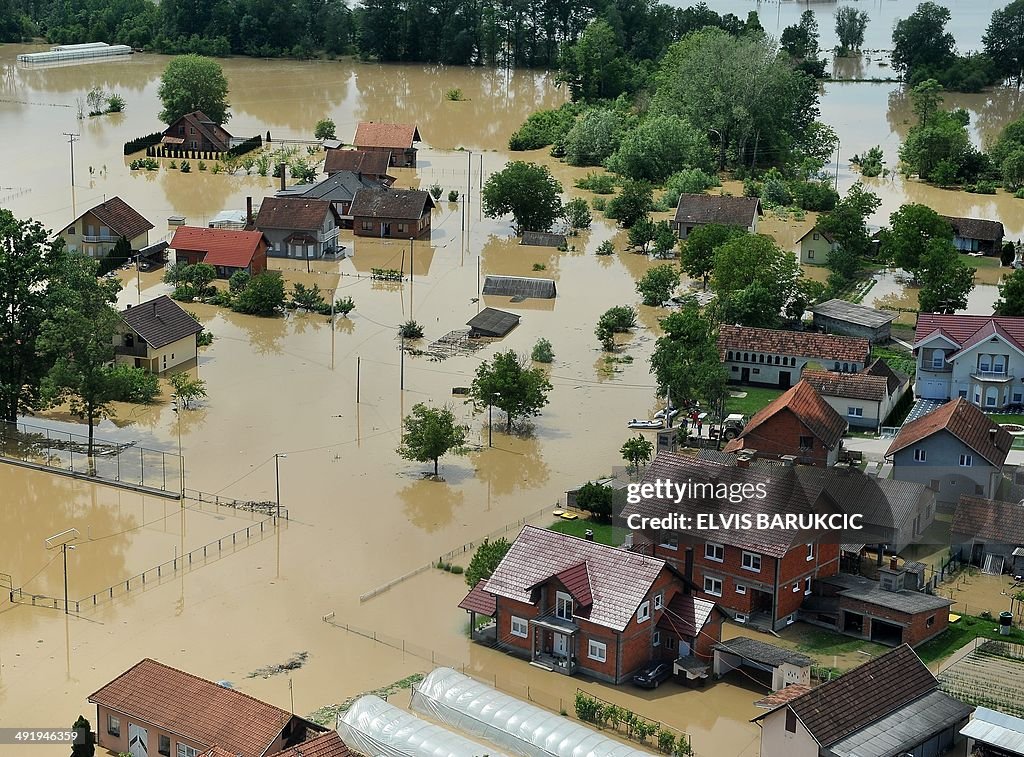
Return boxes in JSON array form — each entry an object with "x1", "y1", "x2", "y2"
[{"x1": 3, "y1": 1, "x2": 1024, "y2": 756}]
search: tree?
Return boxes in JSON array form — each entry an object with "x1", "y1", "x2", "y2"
[
  {"x1": 817, "y1": 183, "x2": 882, "y2": 290},
  {"x1": 605, "y1": 179, "x2": 653, "y2": 228},
  {"x1": 910, "y1": 78, "x2": 944, "y2": 127},
  {"x1": 596, "y1": 305, "x2": 637, "y2": 350},
  {"x1": 621, "y1": 434, "x2": 654, "y2": 473},
  {"x1": 996, "y1": 267, "x2": 1024, "y2": 315},
  {"x1": 680, "y1": 223, "x2": 743, "y2": 291},
  {"x1": 38, "y1": 254, "x2": 122, "y2": 465},
  {"x1": 712, "y1": 234, "x2": 801, "y2": 327},
  {"x1": 637, "y1": 264, "x2": 680, "y2": 306},
  {"x1": 892, "y1": 2, "x2": 955, "y2": 76},
  {"x1": 880, "y1": 203, "x2": 953, "y2": 274},
  {"x1": 169, "y1": 371, "x2": 208, "y2": 409},
  {"x1": 314, "y1": 118, "x2": 337, "y2": 140},
  {"x1": 917, "y1": 239, "x2": 975, "y2": 313},
  {"x1": 72, "y1": 714, "x2": 95, "y2": 757},
  {"x1": 649, "y1": 299, "x2": 727, "y2": 409},
  {"x1": 834, "y1": 6, "x2": 868, "y2": 55},
  {"x1": 557, "y1": 19, "x2": 635, "y2": 101},
  {"x1": 465, "y1": 537, "x2": 511, "y2": 588},
  {"x1": 652, "y1": 221, "x2": 677, "y2": 258},
  {"x1": 563, "y1": 108, "x2": 625, "y2": 166},
  {"x1": 604, "y1": 114, "x2": 714, "y2": 182},
  {"x1": 482, "y1": 161, "x2": 563, "y2": 234},
  {"x1": 157, "y1": 54, "x2": 231, "y2": 125},
  {"x1": 397, "y1": 403, "x2": 469, "y2": 476},
  {"x1": 531, "y1": 338, "x2": 554, "y2": 363},
  {"x1": 233, "y1": 272, "x2": 286, "y2": 316},
  {"x1": 627, "y1": 216, "x2": 657, "y2": 253},
  {"x1": 575, "y1": 481, "x2": 613, "y2": 522},
  {"x1": 1002, "y1": 148, "x2": 1024, "y2": 190},
  {"x1": 290, "y1": 282, "x2": 327, "y2": 311},
  {"x1": 984, "y1": 0, "x2": 1024, "y2": 89},
  {"x1": 0, "y1": 210, "x2": 64, "y2": 423},
  {"x1": 782, "y1": 10, "x2": 825, "y2": 77},
  {"x1": 471, "y1": 351, "x2": 553, "y2": 433},
  {"x1": 167, "y1": 262, "x2": 216, "y2": 301},
  {"x1": 562, "y1": 197, "x2": 592, "y2": 233}
]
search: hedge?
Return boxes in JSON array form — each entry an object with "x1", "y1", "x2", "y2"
[
  {"x1": 225, "y1": 134, "x2": 263, "y2": 159},
  {"x1": 124, "y1": 132, "x2": 164, "y2": 156}
]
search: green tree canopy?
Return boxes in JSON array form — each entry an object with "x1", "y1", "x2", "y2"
[
  {"x1": 880, "y1": 203, "x2": 953, "y2": 274},
  {"x1": 892, "y1": 2, "x2": 956, "y2": 76},
  {"x1": 397, "y1": 403, "x2": 469, "y2": 476},
  {"x1": 621, "y1": 434, "x2": 655, "y2": 473},
  {"x1": 482, "y1": 161, "x2": 564, "y2": 234},
  {"x1": 557, "y1": 19, "x2": 636, "y2": 101},
  {"x1": 314, "y1": 118, "x2": 337, "y2": 140},
  {"x1": 605, "y1": 179, "x2": 653, "y2": 228},
  {"x1": 984, "y1": 0, "x2": 1024, "y2": 89},
  {"x1": 563, "y1": 107, "x2": 626, "y2": 167},
  {"x1": 233, "y1": 271, "x2": 286, "y2": 316},
  {"x1": 465, "y1": 537, "x2": 511, "y2": 588},
  {"x1": 712, "y1": 233, "x2": 801, "y2": 328},
  {"x1": 470, "y1": 351, "x2": 553, "y2": 433},
  {"x1": 649, "y1": 299, "x2": 727, "y2": 410},
  {"x1": 680, "y1": 223, "x2": 743, "y2": 291},
  {"x1": 996, "y1": 267, "x2": 1024, "y2": 315},
  {"x1": 157, "y1": 54, "x2": 231, "y2": 125},
  {"x1": 816, "y1": 183, "x2": 882, "y2": 290},
  {"x1": 636, "y1": 264, "x2": 681, "y2": 306},
  {"x1": 604, "y1": 115, "x2": 715, "y2": 182},
  {"x1": 834, "y1": 6, "x2": 869, "y2": 54},
  {"x1": 917, "y1": 239, "x2": 975, "y2": 313}
]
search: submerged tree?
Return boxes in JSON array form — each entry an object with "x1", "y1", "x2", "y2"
[
  {"x1": 470, "y1": 351, "x2": 552, "y2": 433},
  {"x1": 157, "y1": 54, "x2": 231, "y2": 125},
  {"x1": 892, "y1": 2, "x2": 956, "y2": 76},
  {"x1": 397, "y1": 403, "x2": 469, "y2": 477},
  {"x1": 834, "y1": 6, "x2": 869, "y2": 55},
  {"x1": 917, "y1": 239, "x2": 975, "y2": 313},
  {"x1": 465, "y1": 537, "x2": 511, "y2": 588},
  {"x1": 984, "y1": 0, "x2": 1024, "y2": 89},
  {"x1": 482, "y1": 161, "x2": 563, "y2": 234}
]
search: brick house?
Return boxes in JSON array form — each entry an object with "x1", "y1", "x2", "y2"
[
  {"x1": 886, "y1": 397, "x2": 1012, "y2": 507},
  {"x1": 722, "y1": 379, "x2": 848, "y2": 467},
  {"x1": 88, "y1": 658, "x2": 330, "y2": 757},
  {"x1": 671, "y1": 194, "x2": 761, "y2": 239},
  {"x1": 115, "y1": 295, "x2": 204, "y2": 374},
  {"x1": 170, "y1": 226, "x2": 269, "y2": 278},
  {"x1": 59, "y1": 196, "x2": 154, "y2": 259},
  {"x1": 323, "y1": 149, "x2": 395, "y2": 184},
  {"x1": 161, "y1": 110, "x2": 232, "y2": 152},
  {"x1": 458, "y1": 525, "x2": 722, "y2": 684},
  {"x1": 255, "y1": 197, "x2": 342, "y2": 260},
  {"x1": 352, "y1": 122, "x2": 421, "y2": 168},
  {"x1": 802, "y1": 359, "x2": 910, "y2": 432},
  {"x1": 350, "y1": 188, "x2": 435, "y2": 239},
  {"x1": 719, "y1": 324, "x2": 871, "y2": 389},
  {"x1": 753, "y1": 645, "x2": 972, "y2": 757}
]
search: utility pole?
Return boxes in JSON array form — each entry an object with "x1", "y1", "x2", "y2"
[
  {"x1": 45, "y1": 529, "x2": 80, "y2": 615},
  {"x1": 409, "y1": 238, "x2": 414, "y2": 320},
  {"x1": 274, "y1": 453, "x2": 287, "y2": 521},
  {"x1": 62, "y1": 132, "x2": 80, "y2": 186},
  {"x1": 834, "y1": 139, "x2": 841, "y2": 193}
]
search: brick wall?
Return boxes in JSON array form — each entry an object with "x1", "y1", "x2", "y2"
[
  {"x1": 735, "y1": 410, "x2": 832, "y2": 467},
  {"x1": 494, "y1": 596, "x2": 538, "y2": 654},
  {"x1": 838, "y1": 597, "x2": 949, "y2": 647},
  {"x1": 353, "y1": 214, "x2": 430, "y2": 239}
]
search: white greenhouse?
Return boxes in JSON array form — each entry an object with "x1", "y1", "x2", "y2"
[
  {"x1": 336, "y1": 695, "x2": 506, "y2": 757},
  {"x1": 17, "y1": 44, "x2": 132, "y2": 64},
  {"x1": 410, "y1": 668, "x2": 654, "y2": 757}
]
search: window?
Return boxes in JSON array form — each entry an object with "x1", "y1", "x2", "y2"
[
  {"x1": 807, "y1": 543, "x2": 815, "y2": 561},
  {"x1": 178, "y1": 746, "x2": 200, "y2": 757},
  {"x1": 804, "y1": 578, "x2": 812, "y2": 595},
  {"x1": 654, "y1": 592, "x2": 664, "y2": 610},
  {"x1": 926, "y1": 615, "x2": 935, "y2": 628},
  {"x1": 848, "y1": 407, "x2": 863, "y2": 417},
  {"x1": 704, "y1": 576, "x2": 723, "y2": 596},
  {"x1": 813, "y1": 233, "x2": 820, "y2": 240},
  {"x1": 510, "y1": 616, "x2": 528, "y2": 638},
  {"x1": 159, "y1": 735, "x2": 171, "y2": 756},
  {"x1": 728, "y1": 351, "x2": 733, "y2": 360},
  {"x1": 834, "y1": 362, "x2": 841, "y2": 371},
  {"x1": 799, "y1": 436, "x2": 813, "y2": 450},
  {"x1": 398, "y1": 223, "x2": 407, "y2": 233},
  {"x1": 959, "y1": 390, "x2": 969, "y2": 398},
  {"x1": 555, "y1": 591, "x2": 573, "y2": 621},
  {"x1": 659, "y1": 532, "x2": 678, "y2": 550},
  {"x1": 731, "y1": 366, "x2": 738, "y2": 372},
  {"x1": 107, "y1": 716, "x2": 120, "y2": 737},
  {"x1": 793, "y1": 582, "x2": 801, "y2": 593},
  {"x1": 785, "y1": 709, "x2": 797, "y2": 733},
  {"x1": 980, "y1": 356, "x2": 991, "y2": 372},
  {"x1": 959, "y1": 454, "x2": 973, "y2": 467},
  {"x1": 752, "y1": 368, "x2": 760, "y2": 374},
  {"x1": 913, "y1": 448, "x2": 927, "y2": 462},
  {"x1": 588, "y1": 640, "x2": 607, "y2": 662},
  {"x1": 741, "y1": 551, "x2": 761, "y2": 572},
  {"x1": 705, "y1": 543, "x2": 724, "y2": 562},
  {"x1": 807, "y1": 250, "x2": 815, "y2": 259},
  {"x1": 666, "y1": 636, "x2": 676, "y2": 650},
  {"x1": 735, "y1": 583, "x2": 746, "y2": 594},
  {"x1": 637, "y1": 601, "x2": 651, "y2": 623},
  {"x1": 361, "y1": 221, "x2": 372, "y2": 230},
  {"x1": 1015, "y1": 392, "x2": 1023, "y2": 403},
  {"x1": 653, "y1": 631, "x2": 661, "y2": 647},
  {"x1": 774, "y1": 356, "x2": 780, "y2": 365},
  {"x1": 932, "y1": 352, "x2": 944, "y2": 369},
  {"x1": 759, "y1": 354, "x2": 765, "y2": 363},
  {"x1": 68, "y1": 226, "x2": 75, "y2": 235}
]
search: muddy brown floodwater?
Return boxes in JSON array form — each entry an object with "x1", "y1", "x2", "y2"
[{"x1": 0, "y1": 30, "x2": 1021, "y2": 755}]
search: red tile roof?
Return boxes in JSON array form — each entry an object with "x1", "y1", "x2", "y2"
[
  {"x1": 719, "y1": 324, "x2": 870, "y2": 364},
  {"x1": 952, "y1": 495, "x2": 1024, "y2": 544},
  {"x1": 324, "y1": 149, "x2": 393, "y2": 177},
  {"x1": 753, "y1": 684, "x2": 814, "y2": 709},
  {"x1": 273, "y1": 732, "x2": 353, "y2": 757},
  {"x1": 731, "y1": 380, "x2": 847, "y2": 451},
  {"x1": 915, "y1": 313, "x2": 1024, "y2": 354},
  {"x1": 353, "y1": 122, "x2": 421, "y2": 150},
  {"x1": 552, "y1": 562, "x2": 594, "y2": 607},
  {"x1": 885, "y1": 398, "x2": 1012, "y2": 466},
  {"x1": 78, "y1": 196, "x2": 154, "y2": 241},
  {"x1": 88, "y1": 658, "x2": 293, "y2": 757},
  {"x1": 458, "y1": 581, "x2": 497, "y2": 616},
  {"x1": 801, "y1": 369, "x2": 892, "y2": 403},
  {"x1": 479, "y1": 525, "x2": 668, "y2": 631},
  {"x1": 170, "y1": 227, "x2": 266, "y2": 269}
]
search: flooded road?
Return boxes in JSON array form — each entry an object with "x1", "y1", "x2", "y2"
[{"x1": 0, "y1": 28, "x2": 1020, "y2": 754}]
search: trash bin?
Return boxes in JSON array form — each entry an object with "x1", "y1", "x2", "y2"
[{"x1": 999, "y1": 611, "x2": 1013, "y2": 636}]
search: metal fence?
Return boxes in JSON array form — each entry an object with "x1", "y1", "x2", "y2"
[
  {"x1": 0, "y1": 420, "x2": 182, "y2": 496},
  {"x1": 184, "y1": 488, "x2": 289, "y2": 520}
]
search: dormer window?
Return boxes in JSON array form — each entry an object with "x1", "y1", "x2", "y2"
[{"x1": 555, "y1": 591, "x2": 573, "y2": 621}]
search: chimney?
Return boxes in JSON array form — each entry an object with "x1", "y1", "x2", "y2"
[
  {"x1": 890, "y1": 556, "x2": 898, "y2": 571},
  {"x1": 584, "y1": 529, "x2": 594, "y2": 542},
  {"x1": 280, "y1": 166, "x2": 286, "y2": 192},
  {"x1": 737, "y1": 451, "x2": 753, "y2": 469},
  {"x1": 246, "y1": 196, "x2": 253, "y2": 227},
  {"x1": 684, "y1": 547, "x2": 694, "y2": 588},
  {"x1": 152, "y1": 301, "x2": 157, "y2": 316},
  {"x1": 990, "y1": 428, "x2": 998, "y2": 442},
  {"x1": 780, "y1": 455, "x2": 797, "y2": 466}
]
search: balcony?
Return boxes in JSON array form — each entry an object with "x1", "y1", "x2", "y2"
[
  {"x1": 918, "y1": 362, "x2": 952, "y2": 373},
  {"x1": 115, "y1": 342, "x2": 149, "y2": 358},
  {"x1": 80, "y1": 235, "x2": 119, "y2": 244},
  {"x1": 971, "y1": 370, "x2": 1013, "y2": 382}
]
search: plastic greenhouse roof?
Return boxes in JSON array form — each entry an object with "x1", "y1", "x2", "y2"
[
  {"x1": 336, "y1": 695, "x2": 504, "y2": 757},
  {"x1": 410, "y1": 668, "x2": 654, "y2": 757}
]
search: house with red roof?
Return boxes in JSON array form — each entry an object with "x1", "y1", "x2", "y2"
[
  {"x1": 885, "y1": 398, "x2": 1012, "y2": 506},
  {"x1": 353, "y1": 122, "x2": 421, "y2": 167},
  {"x1": 59, "y1": 196, "x2": 154, "y2": 259},
  {"x1": 914, "y1": 313, "x2": 1024, "y2": 409},
  {"x1": 88, "y1": 658, "x2": 333, "y2": 757},
  {"x1": 723, "y1": 379, "x2": 848, "y2": 467},
  {"x1": 170, "y1": 226, "x2": 268, "y2": 278},
  {"x1": 458, "y1": 525, "x2": 722, "y2": 684},
  {"x1": 161, "y1": 111, "x2": 233, "y2": 153}
]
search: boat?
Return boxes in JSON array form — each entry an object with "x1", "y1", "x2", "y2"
[
  {"x1": 627, "y1": 419, "x2": 664, "y2": 429},
  {"x1": 653, "y1": 407, "x2": 680, "y2": 420}
]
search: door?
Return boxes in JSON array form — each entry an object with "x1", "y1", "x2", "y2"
[
  {"x1": 778, "y1": 371, "x2": 791, "y2": 389},
  {"x1": 553, "y1": 633, "x2": 567, "y2": 657},
  {"x1": 382, "y1": 223, "x2": 392, "y2": 237},
  {"x1": 678, "y1": 640, "x2": 691, "y2": 657},
  {"x1": 740, "y1": 367, "x2": 750, "y2": 383},
  {"x1": 127, "y1": 723, "x2": 148, "y2": 757}
]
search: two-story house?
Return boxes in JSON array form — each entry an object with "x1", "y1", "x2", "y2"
[
  {"x1": 671, "y1": 194, "x2": 761, "y2": 239},
  {"x1": 353, "y1": 122, "x2": 420, "y2": 168},
  {"x1": 115, "y1": 296, "x2": 204, "y2": 374},
  {"x1": 913, "y1": 313, "x2": 1024, "y2": 409},
  {"x1": 722, "y1": 379, "x2": 848, "y2": 467},
  {"x1": 255, "y1": 197, "x2": 342, "y2": 260},
  {"x1": 719, "y1": 325, "x2": 871, "y2": 389},
  {"x1": 276, "y1": 170, "x2": 386, "y2": 229},
  {"x1": 795, "y1": 225, "x2": 838, "y2": 266},
  {"x1": 169, "y1": 226, "x2": 269, "y2": 278},
  {"x1": 802, "y1": 359, "x2": 910, "y2": 432},
  {"x1": 753, "y1": 645, "x2": 972, "y2": 757},
  {"x1": 161, "y1": 110, "x2": 232, "y2": 153},
  {"x1": 886, "y1": 397, "x2": 1012, "y2": 507},
  {"x1": 457, "y1": 525, "x2": 722, "y2": 684},
  {"x1": 59, "y1": 197, "x2": 154, "y2": 259}
]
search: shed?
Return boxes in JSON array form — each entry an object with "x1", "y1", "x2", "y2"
[
  {"x1": 482, "y1": 275, "x2": 557, "y2": 299},
  {"x1": 520, "y1": 231, "x2": 566, "y2": 247},
  {"x1": 810, "y1": 299, "x2": 897, "y2": 344},
  {"x1": 713, "y1": 637, "x2": 813, "y2": 691},
  {"x1": 961, "y1": 707, "x2": 1024, "y2": 755},
  {"x1": 466, "y1": 307, "x2": 520, "y2": 338},
  {"x1": 410, "y1": 667, "x2": 651, "y2": 757}
]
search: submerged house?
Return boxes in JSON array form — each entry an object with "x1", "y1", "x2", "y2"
[
  {"x1": 161, "y1": 110, "x2": 232, "y2": 153},
  {"x1": 353, "y1": 122, "x2": 421, "y2": 168},
  {"x1": 276, "y1": 170, "x2": 385, "y2": 227},
  {"x1": 466, "y1": 307, "x2": 520, "y2": 338},
  {"x1": 115, "y1": 295, "x2": 203, "y2": 374},
  {"x1": 671, "y1": 194, "x2": 761, "y2": 239},
  {"x1": 795, "y1": 225, "x2": 838, "y2": 266},
  {"x1": 170, "y1": 226, "x2": 269, "y2": 278},
  {"x1": 59, "y1": 196, "x2": 154, "y2": 259},
  {"x1": 350, "y1": 187, "x2": 434, "y2": 239},
  {"x1": 323, "y1": 149, "x2": 395, "y2": 184},
  {"x1": 942, "y1": 214, "x2": 1005, "y2": 255},
  {"x1": 255, "y1": 197, "x2": 342, "y2": 260}
]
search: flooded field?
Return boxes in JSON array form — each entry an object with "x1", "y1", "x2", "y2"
[{"x1": 0, "y1": 25, "x2": 1021, "y2": 754}]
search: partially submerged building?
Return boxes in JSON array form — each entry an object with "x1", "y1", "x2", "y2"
[
  {"x1": 116, "y1": 295, "x2": 204, "y2": 374},
  {"x1": 482, "y1": 275, "x2": 557, "y2": 300},
  {"x1": 466, "y1": 307, "x2": 520, "y2": 338}
]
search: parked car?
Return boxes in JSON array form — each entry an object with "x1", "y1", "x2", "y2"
[{"x1": 632, "y1": 661, "x2": 673, "y2": 689}]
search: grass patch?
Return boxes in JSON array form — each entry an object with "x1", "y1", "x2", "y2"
[
  {"x1": 871, "y1": 344, "x2": 915, "y2": 376},
  {"x1": 548, "y1": 518, "x2": 624, "y2": 546},
  {"x1": 790, "y1": 626, "x2": 889, "y2": 658},
  {"x1": 726, "y1": 387, "x2": 784, "y2": 416},
  {"x1": 916, "y1": 614, "x2": 1024, "y2": 665},
  {"x1": 987, "y1": 414, "x2": 1023, "y2": 425}
]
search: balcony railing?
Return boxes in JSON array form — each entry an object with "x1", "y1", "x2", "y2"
[
  {"x1": 972, "y1": 370, "x2": 1013, "y2": 380},
  {"x1": 919, "y1": 363, "x2": 952, "y2": 373},
  {"x1": 115, "y1": 343, "x2": 149, "y2": 358},
  {"x1": 80, "y1": 235, "x2": 119, "y2": 244}
]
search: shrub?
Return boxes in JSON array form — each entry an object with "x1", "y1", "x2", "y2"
[
  {"x1": 445, "y1": 88, "x2": 465, "y2": 101},
  {"x1": 636, "y1": 264, "x2": 680, "y2": 305},
  {"x1": 661, "y1": 168, "x2": 720, "y2": 209},
  {"x1": 371, "y1": 267, "x2": 403, "y2": 281},
  {"x1": 854, "y1": 145, "x2": 884, "y2": 177},
  {"x1": 197, "y1": 160, "x2": 207, "y2": 171},
  {"x1": 596, "y1": 240, "x2": 615, "y2": 256},
  {"x1": 314, "y1": 118, "x2": 336, "y2": 140},
  {"x1": 575, "y1": 172, "x2": 617, "y2": 194},
  {"x1": 428, "y1": 183, "x2": 443, "y2": 200},
  {"x1": 228, "y1": 269, "x2": 251, "y2": 293},
  {"x1": 508, "y1": 104, "x2": 579, "y2": 151},
  {"x1": 169, "y1": 160, "x2": 177, "y2": 169},
  {"x1": 225, "y1": 135, "x2": 262, "y2": 159},
  {"x1": 449, "y1": 565, "x2": 464, "y2": 574},
  {"x1": 761, "y1": 169, "x2": 792, "y2": 206},
  {"x1": 532, "y1": 263, "x2": 546, "y2": 271},
  {"x1": 657, "y1": 730, "x2": 676, "y2": 755},
  {"x1": 107, "y1": 93, "x2": 126, "y2": 112},
  {"x1": 576, "y1": 481, "x2": 613, "y2": 521},
  {"x1": 1016, "y1": 188, "x2": 1024, "y2": 199},
  {"x1": 967, "y1": 180, "x2": 998, "y2": 194},
  {"x1": 448, "y1": 190, "x2": 459, "y2": 202},
  {"x1": 531, "y1": 338, "x2": 554, "y2": 363},
  {"x1": 211, "y1": 163, "x2": 221, "y2": 174},
  {"x1": 180, "y1": 160, "x2": 191, "y2": 173},
  {"x1": 398, "y1": 320, "x2": 424, "y2": 339},
  {"x1": 591, "y1": 197, "x2": 607, "y2": 212},
  {"x1": 123, "y1": 132, "x2": 163, "y2": 155},
  {"x1": 107, "y1": 364, "x2": 160, "y2": 404},
  {"x1": 334, "y1": 296, "x2": 355, "y2": 316}
]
